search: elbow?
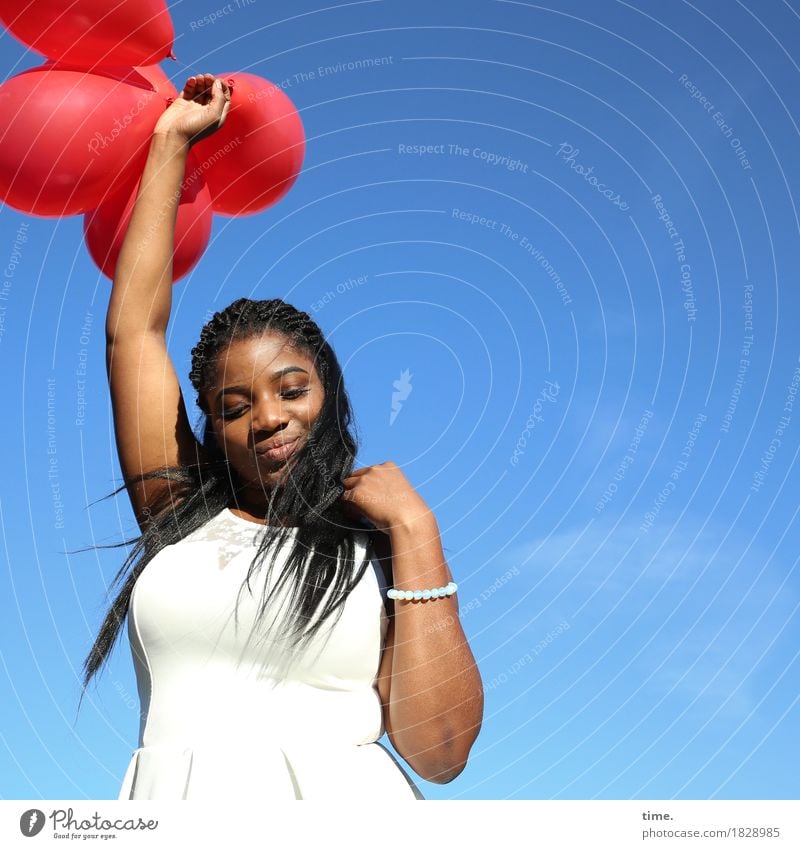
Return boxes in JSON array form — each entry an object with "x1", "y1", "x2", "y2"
[
  {"x1": 391, "y1": 693, "x2": 484, "y2": 785},
  {"x1": 420, "y1": 757, "x2": 469, "y2": 785},
  {"x1": 407, "y1": 730, "x2": 481, "y2": 785}
]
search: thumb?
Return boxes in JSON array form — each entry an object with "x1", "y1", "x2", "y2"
[
  {"x1": 211, "y1": 78, "x2": 229, "y2": 100},
  {"x1": 211, "y1": 78, "x2": 231, "y2": 118}
]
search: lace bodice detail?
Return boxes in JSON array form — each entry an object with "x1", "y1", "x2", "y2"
[{"x1": 180, "y1": 508, "x2": 296, "y2": 570}]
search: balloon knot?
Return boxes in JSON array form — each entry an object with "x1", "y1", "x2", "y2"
[{"x1": 168, "y1": 49, "x2": 177, "y2": 61}]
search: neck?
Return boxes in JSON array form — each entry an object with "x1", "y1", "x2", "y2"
[{"x1": 230, "y1": 489, "x2": 292, "y2": 526}]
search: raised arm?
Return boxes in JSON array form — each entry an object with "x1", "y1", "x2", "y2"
[{"x1": 105, "y1": 74, "x2": 231, "y2": 532}]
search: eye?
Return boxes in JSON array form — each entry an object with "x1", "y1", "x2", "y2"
[
  {"x1": 282, "y1": 387, "x2": 310, "y2": 400},
  {"x1": 219, "y1": 388, "x2": 309, "y2": 420},
  {"x1": 220, "y1": 405, "x2": 247, "y2": 420}
]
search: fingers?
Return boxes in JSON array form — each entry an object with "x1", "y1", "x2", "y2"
[
  {"x1": 181, "y1": 75, "x2": 198, "y2": 100},
  {"x1": 182, "y1": 75, "x2": 207, "y2": 103},
  {"x1": 182, "y1": 73, "x2": 223, "y2": 101}
]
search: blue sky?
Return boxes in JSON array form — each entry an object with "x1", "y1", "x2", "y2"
[{"x1": 1, "y1": 0, "x2": 799, "y2": 801}]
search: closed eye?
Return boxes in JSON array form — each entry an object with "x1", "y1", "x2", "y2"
[
  {"x1": 220, "y1": 388, "x2": 310, "y2": 420},
  {"x1": 220, "y1": 405, "x2": 246, "y2": 420}
]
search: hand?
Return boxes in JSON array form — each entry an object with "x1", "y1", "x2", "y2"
[
  {"x1": 339, "y1": 461, "x2": 434, "y2": 532},
  {"x1": 153, "y1": 73, "x2": 232, "y2": 148}
]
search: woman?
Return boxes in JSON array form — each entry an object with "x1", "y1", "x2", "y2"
[{"x1": 84, "y1": 73, "x2": 483, "y2": 800}]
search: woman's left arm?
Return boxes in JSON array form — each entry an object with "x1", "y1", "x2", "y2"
[
  {"x1": 382, "y1": 513, "x2": 484, "y2": 784},
  {"x1": 342, "y1": 461, "x2": 484, "y2": 784}
]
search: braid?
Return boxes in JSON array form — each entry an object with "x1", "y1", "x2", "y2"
[{"x1": 189, "y1": 298, "x2": 328, "y2": 412}]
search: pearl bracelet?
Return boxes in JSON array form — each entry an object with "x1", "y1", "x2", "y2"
[{"x1": 388, "y1": 581, "x2": 458, "y2": 601}]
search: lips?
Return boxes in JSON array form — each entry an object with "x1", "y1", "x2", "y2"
[{"x1": 255, "y1": 437, "x2": 300, "y2": 460}]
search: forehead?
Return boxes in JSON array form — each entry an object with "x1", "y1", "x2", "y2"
[{"x1": 214, "y1": 333, "x2": 315, "y2": 381}]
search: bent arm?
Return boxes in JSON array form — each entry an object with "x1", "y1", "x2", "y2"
[{"x1": 376, "y1": 519, "x2": 484, "y2": 784}]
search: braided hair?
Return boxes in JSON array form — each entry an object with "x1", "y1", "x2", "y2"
[{"x1": 76, "y1": 298, "x2": 378, "y2": 711}]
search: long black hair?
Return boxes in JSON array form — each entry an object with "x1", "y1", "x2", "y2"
[{"x1": 76, "y1": 297, "x2": 380, "y2": 711}]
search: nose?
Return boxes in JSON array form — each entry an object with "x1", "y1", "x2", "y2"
[{"x1": 250, "y1": 394, "x2": 290, "y2": 435}]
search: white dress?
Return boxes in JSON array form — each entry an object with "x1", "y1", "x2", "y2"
[{"x1": 117, "y1": 507, "x2": 425, "y2": 800}]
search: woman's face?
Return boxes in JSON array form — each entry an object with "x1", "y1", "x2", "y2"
[{"x1": 202, "y1": 332, "x2": 325, "y2": 503}]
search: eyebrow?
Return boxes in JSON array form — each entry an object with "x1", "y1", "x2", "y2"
[{"x1": 215, "y1": 366, "x2": 309, "y2": 405}]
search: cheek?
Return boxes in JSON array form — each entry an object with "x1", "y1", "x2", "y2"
[
  {"x1": 305, "y1": 405, "x2": 323, "y2": 428},
  {"x1": 295, "y1": 397, "x2": 321, "y2": 425},
  {"x1": 214, "y1": 424, "x2": 247, "y2": 458},
  {"x1": 309, "y1": 389, "x2": 325, "y2": 420}
]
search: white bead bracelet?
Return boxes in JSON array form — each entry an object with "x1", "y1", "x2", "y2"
[{"x1": 388, "y1": 581, "x2": 457, "y2": 601}]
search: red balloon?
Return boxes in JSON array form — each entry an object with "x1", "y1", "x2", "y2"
[
  {"x1": 192, "y1": 73, "x2": 305, "y2": 216},
  {"x1": 0, "y1": 0, "x2": 175, "y2": 67},
  {"x1": 0, "y1": 63, "x2": 170, "y2": 217},
  {"x1": 133, "y1": 62, "x2": 178, "y2": 106},
  {"x1": 83, "y1": 148, "x2": 214, "y2": 284}
]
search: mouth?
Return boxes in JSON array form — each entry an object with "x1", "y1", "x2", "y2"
[{"x1": 255, "y1": 437, "x2": 300, "y2": 462}]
